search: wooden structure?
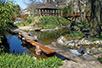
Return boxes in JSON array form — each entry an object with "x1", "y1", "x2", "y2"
[
  {"x1": 63, "y1": 13, "x2": 90, "y2": 23},
  {"x1": 11, "y1": 28, "x2": 98, "y2": 62},
  {"x1": 11, "y1": 29, "x2": 55, "y2": 54},
  {"x1": 25, "y1": 38, "x2": 55, "y2": 54},
  {"x1": 37, "y1": 4, "x2": 61, "y2": 16}
]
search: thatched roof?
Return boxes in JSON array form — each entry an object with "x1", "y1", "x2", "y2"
[{"x1": 37, "y1": 4, "x2": 60, "y2": 10}]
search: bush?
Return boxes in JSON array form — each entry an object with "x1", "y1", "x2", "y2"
[
  {"x1": 38, "y1": 17, "x2": 70, "y2": 29},
  {"x1": 15, "y1": 17, "x2": 34, "y2": 26},
  {"x1": 91, "y1": 32, "x2": 102, "y2": 41},
  {"x1": 0, "y1": 53, "x2": 62, "y2": 68},
  {"x1": 98, "y1": 57, "x2": 102, "y2": 63},
  {"x1": 0, "y1": 2, "x2": 14, "y2": 39}
]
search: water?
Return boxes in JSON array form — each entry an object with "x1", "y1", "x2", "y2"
[
  {"x1": 5, "y1": 34, "x2": 67, "y2": 59},
  {"x1": 30, "y1": 29, "x2": 70, "y2": 45},
  {"x1": 6, "y1": 34, "x2": 49, "y2": 59},
  {"x1": 6, "y1": 34, "x2": 30, "y2": 54},
  {"x1": 5, "y1": 29, "x2": 70, "y2": 59}
]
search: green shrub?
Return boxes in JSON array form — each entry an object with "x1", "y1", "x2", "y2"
[
  {"x1": 15, "y1": 17, "x2": 34, "y2": 26},
  {"x1": 91, "y1": 36, "x2": 102, "y2": 41},
  {"x1": 0, "y1": 53, "x2": 62, "y2": 68},
  {"x1": 98, "y1": 57, "x2": 102, "y2": 63},
  {"x1": 70, "y1": 31, "x2": 84, "y2": 37},
  {"x1": 38, "y1": 17, "x2": 70, "y2": 29},
  {"x1": 26, "y1": 17, "x2": 33, "y2": 23},
  {"x1": 91, "y1": 32, "x2": 102, "y2": 41}
]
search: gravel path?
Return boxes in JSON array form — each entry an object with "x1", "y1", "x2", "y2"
[
  {"x1": 59, "y1": 60, "x2": 102, "y2": 68},
  {"x1": 19, "y1": 26, "x2": 31, "y2": 30}
]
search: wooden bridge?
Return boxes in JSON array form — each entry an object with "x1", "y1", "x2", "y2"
[
  {"x1": 25, "y1": 38, "x2": 55, "y2": 54},
  {"x1": 63, "y1": 13, "x2": 90, "y2": 23}
]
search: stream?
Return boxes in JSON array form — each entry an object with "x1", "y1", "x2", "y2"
[{"x1": 5, "y1": 29, "x2": 70, "y2": 59}]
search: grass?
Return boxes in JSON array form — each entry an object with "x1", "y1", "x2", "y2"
[
  {"x1": 37, "y1": 17, "x2": 70, "y2": 29},
  {"x1": 98, "y1": 57, "x2": 102, "y2": 63},
  {"x1": 15, "y1": 17, "x2": 34, "y2": 27},
  {"x1": 0, "y1": 53, "x2": 62, "y2": 68},
  {"x1": 91, "y1": 32, "x2": 102, "y2": 41}
]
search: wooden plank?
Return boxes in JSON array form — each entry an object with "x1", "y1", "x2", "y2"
[
  {"x1": 46, "y1": 45, "x2": 83, "y2": 62},
  {"x1": 25, "y1": 38, "x2": 55, "y2": 54}
]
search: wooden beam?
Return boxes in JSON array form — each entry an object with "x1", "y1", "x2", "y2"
[{"x1": 25, "y1": 38, "x2": 55, "y2": 54}]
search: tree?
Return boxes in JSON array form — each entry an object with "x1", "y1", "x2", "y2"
[
  {"x1": 25, "y1": 0, "x2": 41, "y2": 17},
  {"x1": 90, "y1": 0, "x2": 101, "y2": 37},
  {"x1": 13, "y1": 4, "x2": 21, "y2": 17},
  {"x1": 0, "y1": 1, "x2": 14, "y2": 40}
]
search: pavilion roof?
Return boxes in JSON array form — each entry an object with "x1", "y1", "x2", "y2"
[{"x1": 37, "y1": 4, "x2": 60, "y2": 10}]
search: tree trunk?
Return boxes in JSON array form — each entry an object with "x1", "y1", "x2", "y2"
[
  {"x1": 78, "y1": 0, "x2": 82, "y2": 22},
  {"x1": 90, "y1": 0, "x2": 101, "y2": 37},
  {"x1": 84, "y1": 0, "x2": 90, "y2": 23}
]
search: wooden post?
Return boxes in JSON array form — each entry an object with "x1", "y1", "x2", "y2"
[
  {"x1": 38, "y1": 9, "x2": 39, "y2": 16},
  {"x1": 46, "y1": 10, "x2": 48, "y2": 16},
  {"x1": 41, "y1": 9, "x2": 42, "y2": 16},
  {"x1": 53, "y1": 10, "x2": 54, "y2": 16},
  {"x1": 43, "y1": 9, "x2": 45, "y2": 16},
  {"x1": 55, "y1": 10, "x2": 57, "y2": 16},
  {"x1": 49, "y1": 10, "x2": 50, "y2": 16},
  {"x1": 35, "y1": 45, "x2": 41, "y2": 55},
  {"x1": 45, "y1": 9, "x2": 46, "y2": 16},
  {"x1": 57, "y1": 10, "x2": 58, "y2": 16},
  {"x1": 60, "y1": 10, "x2": 61, "y2": 16},
  {"x1": 18, "y1": 32, "x2": 21, "y2": 38}
]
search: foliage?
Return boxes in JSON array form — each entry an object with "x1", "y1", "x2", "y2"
[
  {"x1": 0, "y1": 1, "x2": 14, "y2": 39},
  {"x1": 37, "y1": 17, "x2": 70, "y2": 29},
  {"x1": 98, "y1": 57, "x2": 102, "y2": 63},
  {"x1": 91, "y1": 36, "x2": 102, "y2": 41},
  {"x1": 62, "y1": 3, "x2": 72, "y2": 17},
  {"x1": 91, "y1": 32, "x2": 102, "y2": 41},
  {"x1": 0, "y1": 53, "x2": 62, "y2": 68},
  {"x1": 71, "y1": 21, "x2": 89, "y2": 31},
  {"x1": 41, "y1": 28, "x2": 70, "y2": 38},
  {"x1": 70, "y1": 31, "x2": 84, "y2": 37},
  {"x1": 12, "y1": 4, "x2": 20, "y2": 17},
  {"x1": 15, "y1": 17, "x2": 34, "y2": 26}
]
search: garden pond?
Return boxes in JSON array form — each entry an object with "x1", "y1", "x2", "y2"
[
  {"x1": 5, "y1": 29, "x2": 70, "y2": 59},
  {"x1": 5, "y1": 28, "x2": 101, "y2": 59}
]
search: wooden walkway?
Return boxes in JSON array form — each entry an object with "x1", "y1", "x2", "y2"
[
  {"x1": 46, "y1": 45, "x2": 83, "y2": 62},
  {"x1": 25, "y1": 38, "x2": 55, "y2": 54},
  {"x1": 25, "y1": 38, "x2": 83, "y2": 62},
  {"x1": 11, "y1": 28, "x2": 55, "y2": 54}
]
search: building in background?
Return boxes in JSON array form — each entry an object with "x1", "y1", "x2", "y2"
[{"x1": 20, "y1": 8, "x2": 30, "y2": 17}]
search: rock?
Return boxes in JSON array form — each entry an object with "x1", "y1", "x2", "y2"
[
  {"x1": 74, "y1": 43, "x2": 78, "y2": 47},
  {"x1": 34, "y1": 36, "x2": 38, "y2": 40},
  {"x1": 68, "y1": 43, "x2": 75, "y2": 48},
  {"x1": 51, "y1": 42, "x2": 56, "y2": 47},
  {"x1": 41, "y1": 27, "x2": 59, "y2": 32},
  {"x1": 64, "y1": 41, "x2": 72, "y2": 45},
  {"x1": 22, "y1": 37, "x2": 25, "y2": 41},
  {"x1": 86, "y1": 48, "x2": 91, "y2": 53},
  {"x1": 95, "y1": 41, "x2": 100, "y2": 44},
  {"x1": 90, "y1": 47, "x2": 98, "y2": 54},
  {"x1": 97, "y1": 48, "x2": 102, "y2": 52},
  {"x1": 69, "y1": 49, "x2": 81, "y2": 55},
  {"x1": 55, "y1": 27, "x2": 58, "y2": 29},
  {"x1": 57, "y1": 36, "x2": 66, "y2": 45},
  {"x1": 74, "y1": 40, "x2": 79, "y2": 43},
  {"x1": 57, "y1": 39, "x2": 64, "y2": 45},
  {"x1": 78, "y1": 47, "x2": 85, "y2": 54}
]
